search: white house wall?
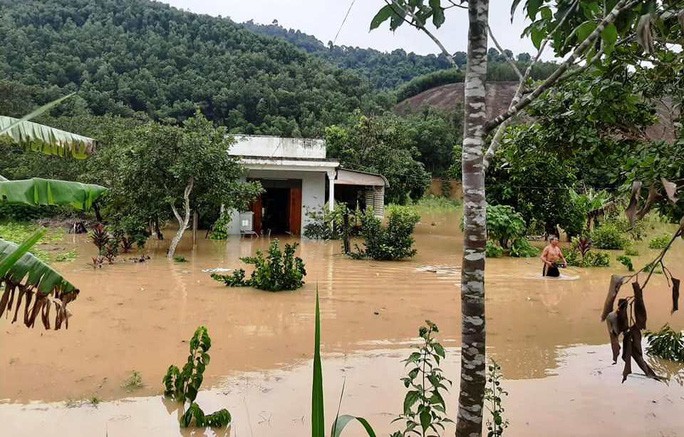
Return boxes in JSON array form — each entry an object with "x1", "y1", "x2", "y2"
[
  {"x1": 230, "y1": 135, "x2": 327, "y2": 159},
  {"x1": 227, "y1": 170, "x2": 326, "y2": 236}
]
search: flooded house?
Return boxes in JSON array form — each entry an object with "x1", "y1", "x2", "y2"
[{"x1": 227, "y1": 135, "x2": 387, "y2": 236}]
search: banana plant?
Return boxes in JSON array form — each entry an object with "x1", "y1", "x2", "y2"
[{"x1": 0, "y1": 95, "x2": 97, "y2": 330}]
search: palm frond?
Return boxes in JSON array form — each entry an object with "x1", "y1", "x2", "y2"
[{"x1": 0, "y1": 238, "x2": 79, "y2": 330}]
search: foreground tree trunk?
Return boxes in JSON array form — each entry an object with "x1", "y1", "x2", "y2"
[
  {"x1": 168, "y1": 177, "x2": 194, "y2": 259},
  {"x1": 457, "y1": 1, "x2": 489, "y2": 436}
]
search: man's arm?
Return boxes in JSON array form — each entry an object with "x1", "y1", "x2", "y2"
[{"x1": 540, "y1": 247, "x2": 552, "y2": 265}]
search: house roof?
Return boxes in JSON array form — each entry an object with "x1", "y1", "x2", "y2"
[{"x1": 335, "y1": 169, "x2": 389, "y2": 187}]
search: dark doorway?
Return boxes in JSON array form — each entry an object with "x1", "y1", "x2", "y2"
[
  {"x1": 262, "y1": 187, "x2": 289, "y2": 234},
  {"x1": 250, "y1": 179, "x2": 303, "y2": 235}
]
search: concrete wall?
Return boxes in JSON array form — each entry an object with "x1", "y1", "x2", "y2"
[
  {"x1": 228, "y1": 170, "x2": 327, "y2": 236},
  {"x1": 230, "y1": 135, "x2": 326, "y2": 159},
  {"x1": 428, "y1": 178, "x2": 463, "y2": 200}
]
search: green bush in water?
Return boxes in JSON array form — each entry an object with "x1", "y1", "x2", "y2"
[
  {"x1": 591, "y1": 222, "x2": 627, "y2": 250},
  {"x1": 212, "y1": 240, "x2": 306, "y2": 291},
  {"x1": 485, "y1": 241, "x2": 504, "y2": 258},
  {"x1": 163, "y1": 326, "x2": 231, "y2": 428},
  {"x1": 209, "y1": 211, "x2": 231, "y2": 240},
  {"x1": 646, "y1": 325, "x2": 684, "y2": 362},
  {"x1": 624, "y1": 246, "x2": 640, "y2": 256},
  {"x1": 616, "y1": 255, "x2": 634, "y2": 271},
  {"x1": 486, "y1": 205, "x2": 526, "y2": 249},
  {"x1": 648, "y1": 234, "x2": 671, "y2": 250},
  {"x1": 351, "y1": 206, "x2": 420, "y2": 261},
  {"x1": 509, "y1": 238, "x2": 539, "y2": 258},
  {"x1": 566, "y1": 249, "x2": 610, "y2": 267}
]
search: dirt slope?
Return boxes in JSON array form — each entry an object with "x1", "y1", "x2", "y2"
[{"x1": 395, "y1": 81, "x2": 678, "y2": 142}]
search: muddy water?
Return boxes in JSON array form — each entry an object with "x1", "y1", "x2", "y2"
[{"x1": 1, "y1": 212, "x2": 683, "y2": 436}]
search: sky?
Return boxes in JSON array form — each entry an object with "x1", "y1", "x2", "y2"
[{"x1": 159, "y1": 0, "x2": 541, "y2": 57}]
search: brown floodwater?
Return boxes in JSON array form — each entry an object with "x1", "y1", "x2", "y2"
[{"x1": 1, "y1": 212, "x2": 683, "y2": 436}]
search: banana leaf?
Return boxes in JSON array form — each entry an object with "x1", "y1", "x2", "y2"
[
  {"x1": 0, "y1": 113, "x2": 95, "y2": 159},
  {"x1": 0, "y1": 237, "x2": 79, "y2": 330},
  {"x1": 0, "y1": 178, "x2": 107, "y2": 211}
]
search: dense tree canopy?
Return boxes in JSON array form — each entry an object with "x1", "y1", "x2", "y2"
[{"x1": 0, "y1": 0, "x2": 388, "y2": 137}]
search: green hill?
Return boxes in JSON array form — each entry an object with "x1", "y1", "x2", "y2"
[{"x1": 0, "y1": 0, "x2": 386, "y2": 137}]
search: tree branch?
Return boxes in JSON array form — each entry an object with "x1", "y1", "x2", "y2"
[
  {"x1": 384, "y1": 0, "x2": 458, "y2": 68},
  {"x1": 487, "y1": 25, "x2": 523, "y2": 80},
  {"x1": 484, "y1": 0, "x2": 635, "y2": 134},
  {"x1": 482, "y1": 1, "x2": 579, "y2": 168}
]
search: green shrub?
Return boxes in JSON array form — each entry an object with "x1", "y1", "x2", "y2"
[
  {"x1": 566, "y1": 249, "x2": 610, "y2": 267},
  {"x1": 485, "y1": 241, "x2": 504, "y2": 258},
  {"x1": 391, "y1": 321, "x2": 452, "y2": 437},
  {"x1": 616, "y1": 255, "x2": 634, "y2": 271},
  {"x1": 303, "y1": 203, "x2": 356, "y2": 240},
  {"x1": 173, "y1": 256, "x2": 187, "y2": 263},
  {"x1": 163, "y1": 326, "x2": 231, "y2": 428},
  {"x1": 624, "y1": 246, "x2": 640, "y2": 256},
  {"x1": 351, "y1": 207, "x2": 420, "y2": 261},
  {"x1": 646, "y1": 325, "x2": 684, "y2": 362},
  {"x1": 209, "y1": 211, "x2": 231, "y2": 240},
  {"x1": 509, "y1": 238, "x2": 539, "y2": 258},
  {"x1": 487, "y1": 205, "x2": 527, "y2": 249},
  {"x1": 648, "y1": 234, "x2": 671, "y2": 250},
  {"x1": 591, "y1": 222, "x2": 627, "y2": 250},
  {"x1": 212, "y1": 240, "x2": 306, "y2": 291}
]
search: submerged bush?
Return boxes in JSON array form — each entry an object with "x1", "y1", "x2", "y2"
[
  {"x1": 303, "y1": 203, "x2": 358, "y2": 240},
  {"x1": 351, "y1": 207, "x2": 420, "y2": 261},
  {"x1": 617, "y1": 255, "x2": 634, "y2": 272},
  {"x1": 485, "y1": 240, "x2": 504, "y2": 258},
  {"x1": 391, "y1": 321, "x2": 452, "y2": 437},
  {"x1": 566, "y1": 249, "x2": 610, "y2": 267},
  {"x1": 591, "y1": 222, "x2": 627, "y2": 250},
  {"x1": 163, "y1": 326, "x2": 231, "y2": 428},
  {"x1": 212, "y1": 240, "x2": 306, "y2": 291},
  {"x1": 209, "y1": 211, "x2": 231, "y2": 240},
  {"x1": 486, "y1": 205, "x2": 527, "y2": 249},
  {"x1": 648, "y1": 234, "x2": 671, "y2": 250},
  {"x1": 509, "y1": 238, "x2": 539, "y2": 258},
  {"x1": 646, "y1": 325, "x2": 684, "y2": 362}
]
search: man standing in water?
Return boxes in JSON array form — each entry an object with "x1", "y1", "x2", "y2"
[{"x1": 541, "y1": 236, "x2": 567, "y2": 277}]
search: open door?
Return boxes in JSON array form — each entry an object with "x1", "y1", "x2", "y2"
[
  {"x1": 251, "y1": 195, "x2": 263, "y2": 234},
  {"x1": 288, "y1": 186, "x2": 302, "y2": 236}
]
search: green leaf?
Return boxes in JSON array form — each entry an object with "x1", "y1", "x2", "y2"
[
  {"x1": 0, "y1": 110, "x2": 96, "y2": 159},
  {"x1": 601, "y1": 23, "x2": 618, "y2": 51},
  {"x1": 0, "y1": 229, "x2": 44, "y2": 278},
  {"x1": 527, "y1": 0, "x2": 543, "y2": 20},
  {"x1": 370, "y1": 5, "x2": 395, "y2": 30},
  {"x1": 0, "y1": 235, "x2": 80, "y2": 330},
  {"x1": 331, "y1": 415, "x2": 377, "y2": 437},
  {"x1": 419, "y1": 408, "x2": 431, "y2": 432},
  {"x1": 0, "y1": 178, "x2": 107, "y2": 211},
  {"x1": 531, "y1": 26, "x2": 545, "y2": 49},
  {"x1": 311, "y1": 288, "x2": 325, "y2": 437},
  {"x1": 430, "y1": 0, "x2": 445, "y2": 28},
  {"x1": 403, "y1": 390, "x2": 421, "y2": 414},
  {"x1": 576, "y1": 21, "x2": 597, "y2": 43}
]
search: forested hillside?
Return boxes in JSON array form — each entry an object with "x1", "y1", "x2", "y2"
[
  {"x1": 0, "y1": 0, "x2": 388, "y2": 137},
  {"x1": 242, "y1": 20, "x2": 453, "y2": 90},
  {"x1": 243, "y1": 21, "x2": 558, "y2": 91}
]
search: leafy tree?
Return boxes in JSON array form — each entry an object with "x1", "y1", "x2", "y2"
[
  {"x1": 325, "y1": 115, "x2": 432, "y2": 204},
  {"x1": 372, "y1": 1, "x2": 682, "y2": 435},
  {"x1": 93, "y1": 113, "x2": 261, "y2": 258}
]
